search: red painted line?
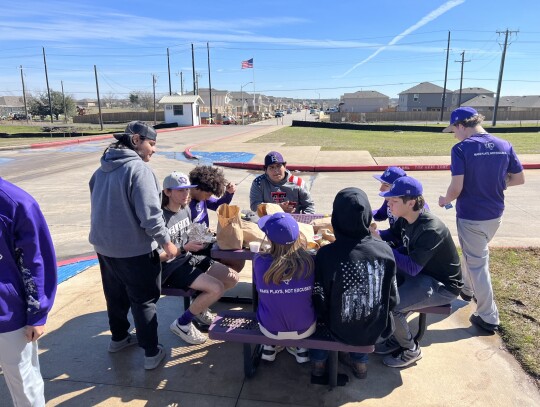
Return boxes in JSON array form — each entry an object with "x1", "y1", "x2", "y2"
[{"x1": 57, "y1": 254, "x2": 97, "y2": 267}]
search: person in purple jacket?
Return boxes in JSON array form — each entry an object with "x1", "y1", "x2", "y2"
[
  {"x1": 188, "y1": 165, "x2": 244, "y2": 272},
  {"x1": 253, "y1": 212, "x2": 315, "y2": 364},
  {"x1": 0, "y1": 177, "x2": 57, "y2": 407},
  {"x1": 439, "y1": 107, "x2": 525, "y2": 333}
]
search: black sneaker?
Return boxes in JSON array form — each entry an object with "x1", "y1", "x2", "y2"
[
  {"x1": 470, "y1": 314, "x2": 499, "y2": 333},
  {"x1": 460, "y1": 291, "x2": 476, "y2": 302},
  {"x1": 383, "y1": 343, "x2": 422, "y2": 368}
]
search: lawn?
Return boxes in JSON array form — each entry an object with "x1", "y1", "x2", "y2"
[
  {"x1": 249, "y1": 127, "x2": 540, "y2": 156},
  {"x1": 491, "y1": 247, "x2": 540, "y2": 386}
]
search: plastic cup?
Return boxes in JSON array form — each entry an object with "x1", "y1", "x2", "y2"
[{"x1": 249, "y1": 241, "x2": 261, "y2": 253}]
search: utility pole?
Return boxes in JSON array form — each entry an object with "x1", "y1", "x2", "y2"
[
  {"x1": 440, "y1": 31, "x2": 451, "y2": 121},
  {"x1": 20, "y1": 65, "x2": 29, "y2": 123},
  {"x1": 94, "y1": 65, "x2": 103, "y2": 131},
  {"x1": 191, "y1": 44, "x2": 196, "y2": 95},
  {"x1": 195, "y1": 72, "x2": 202, "y2": 95},
  {"x1": 493, "y1": 29, "x2": 518, "y2": 126},
  {"x1": 152, "y1": 74, "x2": 157, "y2": 125},
  {"x1": 42, "y1": 47, "x2": 53, "y2": 123},
  {"x1": 175, "y1": 72, "x2": 184, "y2": 95},
  {"x1": 455, "y1": 51, "x2": 470, "y2": 107},
  {"x1": 207, "y1": 42, "x2": 213, "y2": 124},
  {"x1": 61, "y1": 80, "x2": 67, "y2": 123},
  {"x1": 167, "y1": 48, "x2": 172, "y2": 96}
]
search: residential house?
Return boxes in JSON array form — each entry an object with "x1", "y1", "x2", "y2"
[
  {"x1": 0, "y1": 96, "x2": 25, "y2": 116},
  {"x1": 197, "y1": 88, "x2": 232, "y2": 119},
  {"x1": 398, "y1": 82, "x2": 452, "y2": 112},
  {"x1": 452, "y1": 87, "x2": 494, "y2": 107},
  {"x1": 158, "y1": 94, "x2": 204, "y2": 126},
  {"x1": 339, "y1": 91, "x2": 390, "y2": 113},
  {"x1": 465, "y1": 94, "x2": 540, "y2": 113}
]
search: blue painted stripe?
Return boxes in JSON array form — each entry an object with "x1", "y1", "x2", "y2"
[{"x1": 57, "y1": 259, "x2": 99, "y2": 284}]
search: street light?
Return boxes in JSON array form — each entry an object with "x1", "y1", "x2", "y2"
[
  {"x1": 241, "y1": 81, "x2": 253, "y2": 125},
  {"x1": 317, "y1": 92, "x2": 321, "y2": 111}
]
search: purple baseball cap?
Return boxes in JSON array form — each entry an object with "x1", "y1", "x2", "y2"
[
  {"x1": 163, "y1": 171, "x2": 197, "y2": 190},
  {"x1": 373, "y1": 166, "x2": 407, "y2": 184},
  {"x1": 264, "y1": 151, "x2": 286, "y2": 167},
  {"x1": 257, "y1": 212, "x2": 299, "y2": 245},
  {"x1": 379, "y1": 176, "x2": 423, "y2": 198},
  {"x1": 443, "y1": 107, "x2": 478, "y2": 133}
]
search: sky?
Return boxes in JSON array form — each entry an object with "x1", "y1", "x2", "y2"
[{"x1": 1, "y1": 0, "x2": 539, "y2": 102}]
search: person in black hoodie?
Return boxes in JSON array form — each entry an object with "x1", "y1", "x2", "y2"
[{"x1": 311, "y1": 187, "x2": 398, "y2": 380}]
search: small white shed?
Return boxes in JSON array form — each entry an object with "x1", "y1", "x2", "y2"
[{"x1": 158, "y1": 94, "x2": 204, "y2": 126}]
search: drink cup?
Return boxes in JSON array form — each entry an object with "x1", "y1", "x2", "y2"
[{"x1": 249, "y1": 241, "x2": 261, "y2": 253}]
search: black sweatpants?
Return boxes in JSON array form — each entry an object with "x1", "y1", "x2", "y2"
[{"x1": 97, "y1": 251, "x2": 161, "y2": 357}]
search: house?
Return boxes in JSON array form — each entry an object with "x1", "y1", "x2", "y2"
[
  {"x1": 398, "y1": 82, "x2": 452, "y2": 112},
  {"x1": 158, "y1": 94, "x2": 204, "y2": 126},
  {"x1": 197, "y1": 88, "x2": 231, "y2": 119},
  {"x1": 465, "y1": 94, "x2": 540, "y2": 113},
  {"x1": 339, "y1": 91, "x2": 390, "y2": 113},
  {"x1": 452, "y1": 87, "x2": 494, "y2": 107},
  {"x1": 0, "y1": 96, "x2": 25, "y2": 116}
]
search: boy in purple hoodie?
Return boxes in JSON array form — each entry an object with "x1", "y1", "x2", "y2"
[{"x1": 0, "y1": 177, "x2": 57, "y2": 406}]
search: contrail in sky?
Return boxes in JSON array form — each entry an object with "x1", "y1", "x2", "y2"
[{"x1": 336, "y1": 0, "x2": 466, "y2": 78}]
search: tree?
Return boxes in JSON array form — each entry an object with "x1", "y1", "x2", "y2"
[
  {"x1": 28, "y1": 90, "x2": 76, "y2": 120},
  {"x1": 129, "y1": 93, "x2": 139, "y2": 107}
]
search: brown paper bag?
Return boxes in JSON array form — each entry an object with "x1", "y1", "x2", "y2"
[
  {"x1": 241, "y1": 219, "x2": 266, "y2": 249},
  {"x1": 256, "y1": 203, "x2": 283, "y2": 217},
  {"x1": 216, "y1": 204, "x2": 243, "y2": 250},
  {"x1": 310, "y1": 216, "x2": 333, "y2": 234},
  {"x1": 298, "y1": 222, "x2": 317, "y2": 250}
]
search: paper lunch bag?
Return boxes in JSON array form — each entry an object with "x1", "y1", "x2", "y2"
[{"x1": 216, "y1": 204, "x2": 243, "y2": 250}]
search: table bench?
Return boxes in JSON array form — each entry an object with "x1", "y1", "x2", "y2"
[
  {"x1": 208, "y1": 310, "x2": 374, "y2": 388},
  {"x1": 208, "y1": 304, "x2": 453, "y2": 387}
]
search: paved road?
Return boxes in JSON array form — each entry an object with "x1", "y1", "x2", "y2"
[{"x1": 1, "y1": 123, "x2": 538, "y2": 260}]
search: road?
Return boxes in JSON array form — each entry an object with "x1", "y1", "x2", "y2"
[{"x1": 1, "y1": 121, "x2": 538, "y2": 259}]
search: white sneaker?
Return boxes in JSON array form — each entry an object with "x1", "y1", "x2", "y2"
[
  {"x1": 261, "y1": 345, "x2": 284, "y2": 362},
  {"x1": 193, "y1": 309, "x2": 216, "y2": 326},
  {"x1": 170, "y1": 320, "x2": 207, "y2": 345},
  {"x1": 286, "y1": 347, "x2": 310, "y2": 364},
  {"x1": 144, "y1": 345, "x2": 166, "y2": 370}
]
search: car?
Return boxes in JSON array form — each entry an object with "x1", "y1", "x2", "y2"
[
  {"x1": 222, "y1": 116, "x2": 237, "y2": 125},
  {"x1": 286, "y1": 108, "x2": 292, "y2": 114},
  {"x1": 274, "y1": 110, "x2": 284, "y2": 118}
]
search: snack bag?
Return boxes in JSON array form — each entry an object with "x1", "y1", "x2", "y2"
[
  {"x1": 256, "y1": 203, "x2": 283, "y2": 217},
  {"x1": 216, "y1": 204, "x2": 243, "y2": 250},
  {"x1": 241, "y1": 219, "x2": 266, "y2": 249}
]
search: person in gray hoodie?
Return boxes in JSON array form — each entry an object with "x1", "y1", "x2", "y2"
[{"x1": 89, "y1": 121, "x2": 177, "y2": 370}]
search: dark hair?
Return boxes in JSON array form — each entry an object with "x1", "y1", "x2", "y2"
[
  {"x1": 400, "y1": 195, "x2": 425, "y2": 211},
  {"x1": 189, "y1": 166, "x2": 226, "y2": 197},
  {"x1": 263, "y1": 162, "x2": 286, "y2": 171},
  {"x1": 161, "y1": 191, "x2": 170, "y2": 209},
  {"x1": 102, "y1": 134, "x2": 135, "y2": 157},
  {"x1": 454, "y1": 114, "x2": 485, "y2": 128}
]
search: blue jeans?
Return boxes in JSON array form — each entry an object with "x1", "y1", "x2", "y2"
[
  {"x1": 309, "y1": 349, "x2": 368, "y2": 363},
  {"x1": 393, "y1": 273, "x2": 458, "y2": 349}
]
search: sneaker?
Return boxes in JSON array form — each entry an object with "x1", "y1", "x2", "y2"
[
  {"x1": 470, "y1": 314, "x2": 499, "y2": 333},
  {"x1": 374, "y1": 336, "x2": 401, "y2": 355},
  {"x1": 286, "y1": 347, "x2": 310, "y2": 364},
  {"x1": 108, "y1": 333, "x2": 138, "y2": 353},
  {"x1": 261, "y1": 345, "x2": 284, "y2": 362},
  {"x1": 170, "y1": 320, "x2": 207, "y2": 345},
  {"x1": 311, "y1": 360, "x2": 326, "y2": 377},
  {"x1": 144, "y1": 345, "x2": 166, "y2": 370},
  {"x1": 193, "y1": 309, "x2": 216, "y2": 326},
  {"x1": 338, "y1": 352, "x2": 367, "y2": 379},
  {"x1": 460, "y1": 290, "x2": 476, "y2": 302},
  {"x1": 383, "y1": 344, "x2": 422, "y2": 368}
]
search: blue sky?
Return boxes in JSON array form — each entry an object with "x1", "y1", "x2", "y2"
[{"x1": 1, "y1": 0, "x2": 539, "y2": 101}]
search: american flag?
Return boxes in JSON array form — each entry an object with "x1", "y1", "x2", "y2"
[{"x1": 241, "y1": 58, "x2": 253, "y2": 69}]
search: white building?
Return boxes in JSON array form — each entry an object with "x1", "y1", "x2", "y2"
[{"x1": 158, "y1": 94, "x2": 204, "y2": 126}]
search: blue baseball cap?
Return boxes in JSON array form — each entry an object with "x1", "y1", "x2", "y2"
[
  {"x1": 379, "y1": 176, "x2": 423, "y2": 198},
  {"x1": 373, "y1": 166, "x2": 407, "y2": 184},
  {"x1": 258, "y1": 212, "x2": 299, "y2": 245},
  {"x1": 264, "y1": 151, "x2": 286, "y2": 167},
  {"x1": 443, "y1": 107, "x2": 478, "y2": 132}
]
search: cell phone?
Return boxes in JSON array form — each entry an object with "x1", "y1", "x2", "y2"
[{"x1": 444, "y1": 203, "x2": 453, "y2": 209}]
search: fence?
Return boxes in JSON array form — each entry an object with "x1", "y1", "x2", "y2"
[
  {"x1": 73, "y1": 111, "x2": 164, "y2": 124},
  {"x1": 331, "y1": 110, "x2": 540, "y2": 123}
]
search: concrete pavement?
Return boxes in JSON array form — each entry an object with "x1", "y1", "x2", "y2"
[{"x1": 1, "y1": 124, "x2": 539, "y2": 406}]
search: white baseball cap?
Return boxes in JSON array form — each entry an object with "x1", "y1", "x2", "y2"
[{"x1": 163, "y1": 171, "x2": 197, "y2": 190}]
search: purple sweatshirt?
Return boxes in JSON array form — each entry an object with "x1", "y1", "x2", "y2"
[
  {"x1": 0, "y1": 178, "x2": 57, "y2": 333},
  {"x1": 189, "y1": 192, "x2": 234, "y2": 227}
]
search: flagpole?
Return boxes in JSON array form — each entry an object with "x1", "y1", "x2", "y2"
[{"x1": 252, "y1": 58, "x2": 256, "y2": 115}]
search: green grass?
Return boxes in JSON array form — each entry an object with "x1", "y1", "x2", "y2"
[
  {"x1": 248, "y1": 127, "x2": 540, "y2": 156},
  {"x1": 491, "y1": 247, "x2": 540, "y2": 386}
]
